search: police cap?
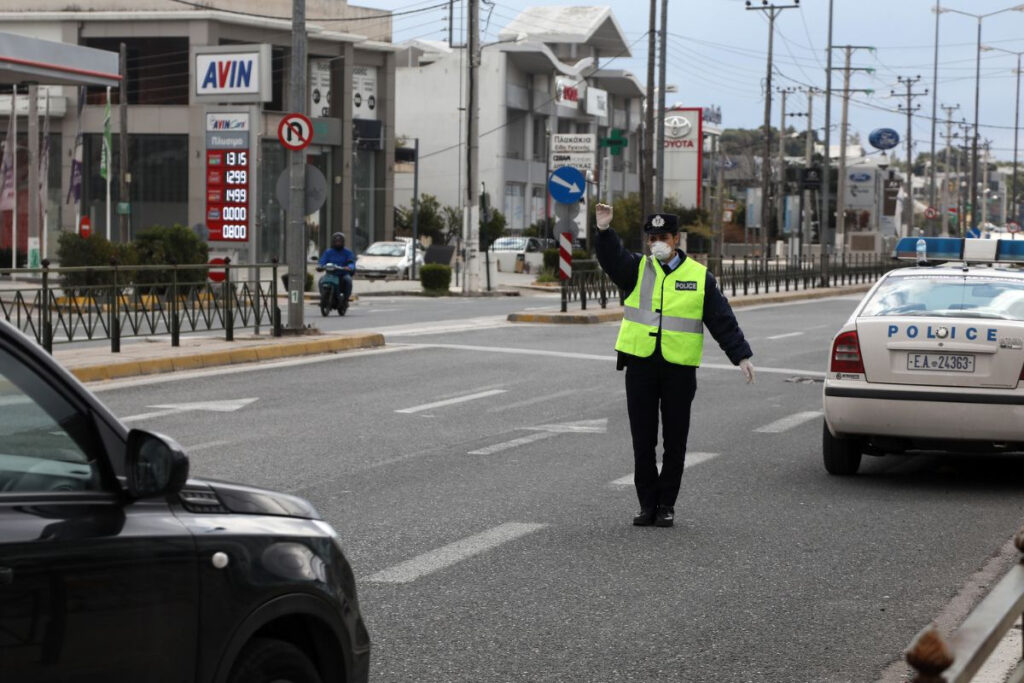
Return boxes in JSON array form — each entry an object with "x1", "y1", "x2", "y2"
[{"x1": 643, "y1": 213, "x2": 680, "y2": 235}]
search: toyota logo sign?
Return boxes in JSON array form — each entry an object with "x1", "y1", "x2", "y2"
[{"x1": 665, "y1": 115, "x2": 692, "y2": 139}]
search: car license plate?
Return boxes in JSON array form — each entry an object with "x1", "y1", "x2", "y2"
[{"x1": 906, "y1": 353, "x2": 975, "y2": 372}]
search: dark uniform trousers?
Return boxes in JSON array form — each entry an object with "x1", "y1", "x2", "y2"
[{"x1": 624, "y1": 353, "x2": 698, "y2": 510}]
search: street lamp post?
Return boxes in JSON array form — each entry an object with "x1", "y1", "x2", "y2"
[
  {"x1": 981, "y1": 44, "x2": 1024, "y2": 225},
  {"x1": 935, "y1": 4, "x2": 1024, "y2": 233}
]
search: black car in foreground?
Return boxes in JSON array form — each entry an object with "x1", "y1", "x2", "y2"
[{"x1": 0, "y1": 319, "x2": 369, "y2": 682}]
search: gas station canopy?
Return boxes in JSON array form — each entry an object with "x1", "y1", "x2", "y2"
[{"x1": 0, "y1": 31, "x2": 119, "y2": 88}]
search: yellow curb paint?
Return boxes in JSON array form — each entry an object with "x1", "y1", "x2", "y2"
[
  {"x1": 199, "y1": 350, "x2": 235, "y2": 368},
  {"x1": 136, "y1": 358, "x2": 175, "y2": 375},
  {"x1": 171, "y1": 355, "x2": 206, "y2": 372},
  {"x1": 105, "y1": 362, "x2": 144, "y2": 380},
  {"x1": 71, "y1": 366, "x2": 109, "y2": 383},
  {"x1": 228, "y1": 348, "x2": 260, "y2": 365},
  {"x1": 254, "y1": 345, "x2": 287, "y2": 361}
]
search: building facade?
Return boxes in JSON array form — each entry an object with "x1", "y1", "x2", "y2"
[
  {"x1": 1, "y1": 0, "x2": 397, "y2": 265},
  {"x1": 393, "y1": 7, "x2": 644, "y2": 236}
]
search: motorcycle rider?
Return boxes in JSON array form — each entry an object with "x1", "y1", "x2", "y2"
[{"x1": 317, "y1": 232, "x2": 356, "y2": 308}]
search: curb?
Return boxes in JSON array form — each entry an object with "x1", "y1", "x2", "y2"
[
  {"x1": 67, "y1": 333, "x2": 386, "y2": 383},
  {"x1": 506, "y1": 284, "x2": 873, "y2": 324}
]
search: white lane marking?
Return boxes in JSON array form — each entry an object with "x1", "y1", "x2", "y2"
[
  {"x1": 395, "y1": 389, "x2": 507, "y2": 414},
  {"x1": 365, "y1": 522, "x2": 548, "y2": 584},
  {"x1": 766, "y1": 331, "x2": 804, "y2": 340},
  {"x1": 468, "y1": 431, "x2": 558, "y2": 455},
  {"x1": 754, "y1": 410, "x2": 823, "y2": 433},
  {"x1": 86, "y1": 345, "x2": 413, "y2": 392},
  {"x1": 527, "y1": 418, "x2": 608, "y2": 434},
  {"x1": 487, "y1": 389, "x2": 579, "y2": 412},
  {"x1": 120, "y1": 398, "x2": 258, "y2": 423},
  {"x1": 609, "y1": 452, "x2": 719, "y2": 487},
  {"x1": 183, "y1": 439, "x2": 233, "y2": 453},
  {"x1": 349, "y1": 315, "x2": 511, "y2": 338}
]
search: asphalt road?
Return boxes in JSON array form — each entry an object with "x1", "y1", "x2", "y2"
[{"x1": 88, "y1": 294, "x2": 1024, "y2": 682}]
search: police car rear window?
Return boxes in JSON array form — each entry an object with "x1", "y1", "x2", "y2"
[{"x1": 861, "y1": 275, "x2": 1024, "y2": 321}]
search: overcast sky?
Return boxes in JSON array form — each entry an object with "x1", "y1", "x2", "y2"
[{"x1": 365, "y1": 0, "x2": 1024, "y2": 163}]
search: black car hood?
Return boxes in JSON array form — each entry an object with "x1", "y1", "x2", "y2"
[{"x1": 183, "y1": 478, "x2": 321, "y2": 520}]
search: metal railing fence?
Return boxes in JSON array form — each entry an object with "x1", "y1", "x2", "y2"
[
  {"x1": 0, "y1": 260, "x2": 282, "y2": 353},
  {"x1": 905, "y1": 527, "x2": 1024, "y2": 682}
]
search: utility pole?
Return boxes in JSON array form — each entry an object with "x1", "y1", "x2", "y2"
[
  {"x1": 27, "y1": 84, "x2": 38, "y2": 267},
  {"x1": 286, "y1": 0, "x2": 307, "y2": 329},
  {"x1": 643, "y1": 0, "x2": 657, "y2": 218},
  {"x1": 713, "y1": 134, "x2": 725, "y2": 262},
  {"x1": 822, "y1": 0, "x2": 834, "y2": 253},
  {"x1": 776, "y1": 86, "x2": 795, "y2": 244},
  {"x1": 981, "y1": 138, "x2": 992, "y2": 226},
  {"x1": 787, "y1": 88, "x2": 816, "y2": 255},
  {"x1": 746, "y1": 0, "x2": 800, "y2": 262},
  {"x1": 894, "y1": 75, "x2": 928, "y2": 237},
  {"x1": 119, "y1": 42, "x2": 129, "y2": 243},
  {"x1": 464, "y1": 0, "x2": 481, "y2": 293},
  {"x1": 655, "y1": 0, "x2": 668, "y2": 209},
  {"x1": 940, "y1": 104, "x2": 960, "y2": 236},
  {"x1": 929, "y1": 0, "x2": 941, "y2": 236},
  {"x1": 831, "y1": 45, "x2": 874, "y2": 252},
  {"x1": 958, "y1": 120, "x2": 972, "y2": 234}
]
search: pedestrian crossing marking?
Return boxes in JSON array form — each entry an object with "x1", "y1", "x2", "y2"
[{"x1": 365, "y1": 522, "x2": 548, "y2": 584}]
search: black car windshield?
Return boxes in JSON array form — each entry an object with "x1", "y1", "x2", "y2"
[{"x1": 860, "y1": 274, "x2": 1024, "y2": 321}]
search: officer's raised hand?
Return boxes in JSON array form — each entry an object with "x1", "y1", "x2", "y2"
[
  {"x1": 596, "y1": 203, "x2": 613, "y2": 230},
  {"x1": 739, "y1": 358, "x2": 756, "y2": 384}
]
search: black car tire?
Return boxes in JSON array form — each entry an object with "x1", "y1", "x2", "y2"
[
  {"x1": 228, "y1": 637, "x2": 323, "y2": 683},
  {"x1": 822, "y1": 421, "x2": 862, "y2": 476}
]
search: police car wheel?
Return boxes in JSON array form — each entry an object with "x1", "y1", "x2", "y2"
[{"x1": 822, "y1": 421, "x2": 862, "y2": 476}]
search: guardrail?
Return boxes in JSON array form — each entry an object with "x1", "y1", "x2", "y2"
[
  {"x1": 707, "y1": 253, "x2": 891, "y2": 298},
  {"x1": 905, "y1": 527, "x2": 1024, "y2": 682},
  {"x1": 0, "y1": 259, "x2": 282, "y2": 353},
  {"x1": 559, "y1": 260, "x2": 622, "y2": 313}
]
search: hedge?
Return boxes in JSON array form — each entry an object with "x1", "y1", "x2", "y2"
[{"x1": 420, "y1": 263, "x2": 451, "y2": 293}]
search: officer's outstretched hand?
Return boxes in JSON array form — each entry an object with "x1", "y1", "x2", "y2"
[
  {"x1": 739, "y1": 358, "x2": 756, "y2": 384},
  {"x1": 595, "y1": 203, "x2": 613, "y2": 230}
]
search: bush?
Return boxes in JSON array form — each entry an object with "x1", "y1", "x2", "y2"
[
  {"x1": 55, "y1": 232, "x2": 136, "y2": 297},
  {"x1": 134, "y1": 224, "x2": 209, "y2": 291},
  {"x1": 420, "y1": 263, "x2": 451, "y2": 293},
  {"x1": 281, "y1": 270, "x2": 314, "y2": 292}
]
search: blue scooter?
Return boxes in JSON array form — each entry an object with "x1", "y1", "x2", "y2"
[{"x1": 316, "y1": 263, "x2": 350, "y2": 316}]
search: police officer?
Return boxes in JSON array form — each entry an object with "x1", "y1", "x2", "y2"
[{"x1": 595, "y1": 203, "x2": 755, "y2": 528}]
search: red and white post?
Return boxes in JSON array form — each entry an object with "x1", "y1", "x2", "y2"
[{"x1": 559, "y1": 232, "x2": 572, "y2": 312}]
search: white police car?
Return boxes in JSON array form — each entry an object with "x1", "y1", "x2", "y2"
[{"x1": 822, "y1": 237, "x2": 1024, "y2": 475}]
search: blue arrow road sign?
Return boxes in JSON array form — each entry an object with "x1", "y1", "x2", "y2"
[
  {"x1": 548, "y1": 166, "x2": 586, "y2": 204},
  {"x1": 967, "y1": 226, "x2": 982, "y2": 238}
]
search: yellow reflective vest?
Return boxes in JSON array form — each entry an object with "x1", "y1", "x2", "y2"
[{"x1": 615, "y1": 255, "x2": 706, "y2": 366}]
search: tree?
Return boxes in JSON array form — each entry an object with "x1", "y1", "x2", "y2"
[{"x1": 394, "y1": 193, "x2": 447, "y2": 243}]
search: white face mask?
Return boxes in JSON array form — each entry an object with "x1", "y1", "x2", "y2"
[{"x1": 649, "y1": 240, "x2": 675, "y2": 262}]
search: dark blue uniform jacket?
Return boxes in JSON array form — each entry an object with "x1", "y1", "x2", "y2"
[{"x1": 596, "y1": 228, "x2": 753, "y2": 367}]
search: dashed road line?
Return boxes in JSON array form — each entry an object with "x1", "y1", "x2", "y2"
[
  {"x1": 365, "y1": 522, "x2": 548, "y2": 584},
  {"x1": 608, "y1": 452, "x2": 720, "y2": 487},
  {"x1": 754, "y1": 410, "x2": 823, "y2": 433},
  {"x1": 468, "y1": 431, "x2": 558, "y2": 455},
  {"x1": 766, "y1": 331, "x2": 804, "y2": 340},
  {"x1": 395, "y1": 389, "x2": 507, "y2": 414}
]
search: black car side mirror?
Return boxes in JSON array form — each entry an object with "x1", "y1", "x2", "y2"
[{"x1": 125, "y1": 430, "x2": 189, "y2": 499}]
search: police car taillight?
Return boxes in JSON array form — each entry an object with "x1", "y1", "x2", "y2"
[{"x1": 831, "y1": 331, "x2": 864, "y2": 374}]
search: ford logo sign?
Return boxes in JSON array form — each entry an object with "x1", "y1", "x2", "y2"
[
  {"x1": 869, "y1": 128, "x2": 900, "y2": 151},
  {"x1": 849, "y1": 172, "x2": 872, "y2": 182}
]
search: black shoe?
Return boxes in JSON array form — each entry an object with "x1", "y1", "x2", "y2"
[
  {"x1": 632, "y1": 508, "x2": 656, "y2": 526},
  {"x1": 654, "y1": 505, "x2": 674, "y2": 527}
]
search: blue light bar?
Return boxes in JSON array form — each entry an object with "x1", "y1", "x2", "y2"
[
  {"x1": 995, "y1": 239, "x2": 1024, "y2": 263},
  {"x1": 894, "y1": 237, "x2": 964, "y2": 261}
]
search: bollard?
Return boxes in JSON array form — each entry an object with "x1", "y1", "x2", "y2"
[
  {"x1": 171, "y1": 264, "x2": 180, "y2": 347},
  {"x1": 223, "y1": 257, "x2": 234, "y2": 342},
  {"x1": 731, "y1": 256, "x2": 737, "y2": 297},
  {"x1": 599, "y1": 272, "x2": 608, "y2": 309},
  {"x1": 110, "y1": 258, "x2": 121, "y2": 353},
  {"x1": 742, "y1": 256, "x2": 748, "y2": 296},
  {"x1": 271, "y1": 258, "x2": 282, "y2": 337},
  {"x1": 560, "y1": 278, "x2": 568, "y2": 313},
  {"x1": 581, "y1": 273, "x2": 588, "y2": 311},
  {"x1": 41, "y1": 259, "x2": 52, "y2": 353}
]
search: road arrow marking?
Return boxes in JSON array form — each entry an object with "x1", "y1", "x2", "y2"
[
  {"x1": 365, "y1": 522, "x2": 548, "y2": 584},
  {"x1": 121, "y1": 398, "x2": 259, "y2": 422},
  {"x1": 469, "y1": 418, "x2": 608, "y2": 455},
  {"x1": 608, "y1": 452, "x2": 719, "y2": 487},
  {"x1": 527, "y1": 418, "x2": 608, "y2": 434},
  {"x1": 550, "y1": 174, "x2": 581, "y2": 194}
]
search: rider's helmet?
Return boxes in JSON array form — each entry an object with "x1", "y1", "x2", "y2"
[{"x1": 331, "y1": 232, "x2": 345, "y2": 249}]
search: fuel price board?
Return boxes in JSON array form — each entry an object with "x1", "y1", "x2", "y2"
[{"x1": 206, "y1": 149, "x2": 250, "y2": 241}]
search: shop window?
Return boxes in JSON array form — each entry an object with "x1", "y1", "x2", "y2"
[{"x1": 504, "y1": 183, "x2": 525, "y2": 230}]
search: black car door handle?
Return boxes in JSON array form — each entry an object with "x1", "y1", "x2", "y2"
[{"x1": 0, "y1": 566, "x2": 12, "y2": 584}]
